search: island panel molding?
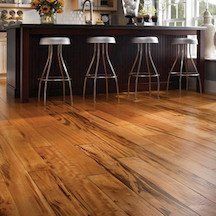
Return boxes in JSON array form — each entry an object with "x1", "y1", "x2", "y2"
[{"x1": 6, "y1": 24, "x2": 206, "y2": 102}]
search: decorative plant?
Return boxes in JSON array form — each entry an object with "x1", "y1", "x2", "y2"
[
  {"x1": 31, "y1": 0, "x2": 64, "y2": 16},
  {"x1": 149, "y1": 5, "x2": 157, "y2": 16},
  {"x1": 138, "y1": 4, "x2": 157, "y2": 20},
  {"x1": 138, "y1": 5, "x2": 148, "y2": 17}
]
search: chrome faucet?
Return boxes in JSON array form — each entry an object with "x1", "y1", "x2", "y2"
[{"x1": 82, "y1": 0, "x2": 93, "y2": 25}]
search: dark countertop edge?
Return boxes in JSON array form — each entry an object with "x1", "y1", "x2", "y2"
[
  {"x1": 6, "y1": 23, "x2": 206, "y2": 31},
  {"x1": 205, "y1": 58, "x2": 216, "y2": 61},
  {"x1": 0, "y1": 30, "x2": 6, "y2": 32}
]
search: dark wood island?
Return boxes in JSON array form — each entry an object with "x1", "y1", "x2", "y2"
[{"x1": 6, "y1": 24, "x2": 206, "y2": 102}]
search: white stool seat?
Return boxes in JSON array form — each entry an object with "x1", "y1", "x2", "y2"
[
  {"x1": 132, "y1": 37, "x2": 159, "y2": 44},
  {"x1": 40, "y1": 37, "x2": 71, "y2": 45},
  {"x1": 172, "y1": 38, "x2": 198, "y2": 45},
  {"x1": 87, "y1": 36, "x2": 116, "y2": 44}
]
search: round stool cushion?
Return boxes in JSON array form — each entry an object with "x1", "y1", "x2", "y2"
[
  {"x1": 172, "y1": 38, "x2": 198, "y2": 45},
  {"x1": 40, "y1": 37, "x2": 71, "y2": 45},
  {"x1": 131, "y1": 37, "x2": 159, "y2": 44},
  {"x1": 87, "y1": 36, "x2": 116, "y2": 44}
]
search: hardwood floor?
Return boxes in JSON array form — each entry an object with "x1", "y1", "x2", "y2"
[{"x1": 0, "y1": 79, "x2": 216, "y2": 216}]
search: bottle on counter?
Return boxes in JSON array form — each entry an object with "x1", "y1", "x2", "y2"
[{"x1": 203, "y1": 9, "x2": 216, "y2": 59}]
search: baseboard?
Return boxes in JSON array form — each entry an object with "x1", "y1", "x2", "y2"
[{"x1": 205, "y1": 80, "x2": 216, "y2": 94}]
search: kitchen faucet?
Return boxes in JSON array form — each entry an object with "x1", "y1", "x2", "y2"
[{"x1": 82, "y1": 0, "x2": 93, "y2": 25}]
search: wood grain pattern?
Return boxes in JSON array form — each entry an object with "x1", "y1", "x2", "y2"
[
  {"x1": 0, "y1": 77, "x2": 216, "y2": 215},
  {"x1": 0, "y1": 174, "x2": 20, "y2": 216}
]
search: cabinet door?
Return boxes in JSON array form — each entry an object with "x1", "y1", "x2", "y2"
[
  {"x1": 72, "y1": 0, "x2": 117, "y2": 11},
  {"x1": 72, "y1": 0, "x2": 99, "y2": 10},
  {"x1": 97, "y1": 0, "x2": 117, "y2": 11}
]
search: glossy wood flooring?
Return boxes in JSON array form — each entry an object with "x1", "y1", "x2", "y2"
[{"x1": 0, "y1": 80, "x2": 216, "y2": 216}]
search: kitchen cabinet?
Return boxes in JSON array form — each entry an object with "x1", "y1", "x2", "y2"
[
  {"x1": 0, "y1": 3, "x2": 31, "y2": 9},
  {"x1": 72, "y1": 0, "x2": 117, "y2": 11}
]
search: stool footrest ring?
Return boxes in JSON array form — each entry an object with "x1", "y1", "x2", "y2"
[
  {"x1": 39, "y1": 76, "x2": 72, "y2": 82},
  {"x1": 85, "y1": 74, "x2": 117, "y2": 79},
  {"x1": 130, "y1": 73, "x2": 159, "y2": 78},
  {"x1": 170, "y1": 72, "x2": 200, "y2": 77}
]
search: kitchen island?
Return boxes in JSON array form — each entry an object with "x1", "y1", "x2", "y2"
[{"x1": 7, "y1": 24, "x2": 206, "y2": 102}]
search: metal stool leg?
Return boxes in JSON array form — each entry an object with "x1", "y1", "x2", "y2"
[
  {"x1": 128, "y1": 44, "x2": 140, "y2": 96},
  {"x1": 189, "y1": 45, "x2": 202, "y2": 94},
  {"x1": 38, "y1": 45, "x2": 52, "y2": 102},
  {"x1": 135, "y1": 44, "x2": 143, "y2": 100},
  {"x1": 184, "y1": 46, "x2": 189, "y2": 91},
  {"x1": 148, "y1": 43, "x2": 160, "y2": 98},
  {"x1": 102, "y1": 44, "x2": 109, "y2": 99},
  {"x1": 179, "y1": 44, "x2": 184, "y2": 95},
  {"x1": 93, "y1": 44, "x2": 100, "y2": 103},
  {"x1": 83, "y1": 44, "x2": 97, "y2": 99},
  {"x1": 59, "y1": 45, "x2": 73, "y2": 105},
  {"x1": 43, "y1": 45, "x2": 53, "y2": 106},
  {"x1": 57, "y1": 45, "x2": 66, "y2": 101},
  {"x1": 167, "y1": 44, "x2": 181, "y2": 92},
  {"x1": 105, "y1": 43, "x2": 119, "y2": 99},
  {"x1": 145, "y1": 44, "x2": 151, "y2": 96}
]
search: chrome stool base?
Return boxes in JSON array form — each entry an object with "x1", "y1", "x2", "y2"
[
  {"x1": 38, "y1": 44, "x2": 73, "y2": 106},
  {"x1": 83, "y1": 42, "x2": 119, "y2": 103},
  {"x1": 128, "y1": 43, "x2": 160, "y2": 100},
  {"x1": 167, "y1": 40, "x2": 202, "y2": 94}
]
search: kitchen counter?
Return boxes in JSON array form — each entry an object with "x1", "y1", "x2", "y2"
[
  {"x1": 7, "y1": 24, "x2": 206, "y2": 102},
  {"x1": 7, "y1": 23, "x2": 205, "y2": 31}
]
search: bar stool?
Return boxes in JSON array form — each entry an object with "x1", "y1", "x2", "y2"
[
  {"x1": 167, "y1": 38, "x2": 202, "y2": 94},
  {"x1": 38, "y1": 37, "x2": 73, "y2": 106},
  {"x1": 128, "y1": 37, "x2": 160, "y2": 99},
  {"x1": 83, "y1": 36, "x2": 119, "y2": 103}
]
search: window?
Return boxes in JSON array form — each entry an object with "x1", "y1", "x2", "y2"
[
  {"x1": 160, "y1": 0, "x2": 186, "y2": 26},
  {"x1": 194, "y1": 0, "x2": 216, "y2": 26},
  {"x1": 157, "y1": 0, "x2": 216, "y2": 58},
  {"x1": 157, "y1": 0, "x2": 216, "y2": 27}
]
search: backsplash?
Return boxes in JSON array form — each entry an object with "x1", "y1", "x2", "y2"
[{"x1": 0, "y1": 0, "x2": 101, "y2": 29}]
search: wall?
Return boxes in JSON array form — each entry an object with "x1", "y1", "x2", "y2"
[
  {"x1": 23, "y1": 0, "x2": 100, "y2": 24},
  {"x1": 111, "y1": 0, "x2": 126, "y2": 25},
  {"x1": 0, "y1": 32, "x2": 6, "y2": 75}
]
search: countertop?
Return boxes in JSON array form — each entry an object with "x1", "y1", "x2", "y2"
[{"x1": 6, "y1": 23, "x2": 206, "y2": 31}]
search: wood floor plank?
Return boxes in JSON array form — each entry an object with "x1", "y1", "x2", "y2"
[
  {"x1": 119, "y1": 157, "x2": 216, "y2": 216},
  {"x1": 35, "y1": 125, "x2": 106, "y2": 176},
  {"x1": 0, "y1": 79, "x2": 216, "y2": 215},
  {"x1": 46, "y1": 105, "x2": 216, "y2": 185},
  {"x1": 35, "y1": 146, "x2": 128, "y2": 216},
  {"x1": 79, "y1": 144, "x2": 199, "y2": 216},
  {"x1": 29, "y1": 169, "x2": 89, "y2": 216},
  {"x1": 0, "y1": 127, "x2": 47, "y2": 172},
  {"x1": 0, "y1": 135, "x2": 55, "y2": 216},
  {"x1": 78, "y1": 136, "x2": 216, "y2": 204},
  {"x1": 89, "y1": 173, "x2": 164, "y2": 216},
  {"x1": 0, "y1": 174, "x2": 20, "y2": 216}
]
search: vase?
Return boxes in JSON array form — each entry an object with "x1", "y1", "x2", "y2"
[
  {"x1": 40, "y1": 13, "x2": 56, "y2": 24},
  {"x1": 122, "y1": 0, "x2": 140, "y2": 25},
  {"x1": 203, "y1": 9, "x2": 216, "y2": 59}
]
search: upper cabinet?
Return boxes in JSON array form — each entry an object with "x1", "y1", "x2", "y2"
[
  {"x1": 72, "y1": 0, "x2": 117, "y2": 12},
  {"x1": 0, "y1": 3, "x2": 31, "y2": 9}
]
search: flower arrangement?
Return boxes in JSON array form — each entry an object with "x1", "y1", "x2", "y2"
[{"x1": 31, "y1": 0, "x2": 64, "y2": 23}]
